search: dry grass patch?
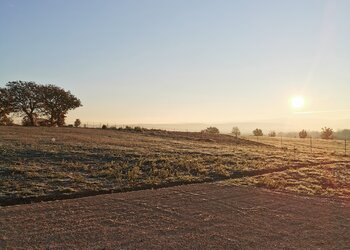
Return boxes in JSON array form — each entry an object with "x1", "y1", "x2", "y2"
[{"x1": 223, "y1": 163, "x2": 350, "y2": 199}]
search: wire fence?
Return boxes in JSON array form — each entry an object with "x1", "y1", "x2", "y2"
[{"x1": 245, "y1": 135, "x2": 348, "y2": 157}]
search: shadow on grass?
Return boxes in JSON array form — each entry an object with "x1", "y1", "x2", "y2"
[{"x1": 2, "y1": 159, "x2": 349, "y2": 207}]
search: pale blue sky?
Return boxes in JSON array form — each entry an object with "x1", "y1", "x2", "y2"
[{"x1": 1, "y1": 0, "x2": 349, "y2": 126}]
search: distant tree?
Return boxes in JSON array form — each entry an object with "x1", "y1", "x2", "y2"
[
  {"x1": 253, "y1": 128, "x2": 263, "y2": 136},
  {"x1": 321, "y1": 127, "x2": 334, "y2": 140},
  {"x1": 299, "y1": 129, "x2": 308, "y2": 139},
  {"x1": 125, "y1": 125, "x2": 133, "y2": 131},
  {"x1": 231, "y1": 126, "x2": 241, "y2": 138},
  {"x1": 201, "y1": 127, "x2": 220, "y2": 134},
  {"x1": 39, "y1": 84, "x2": 82, "y2": 126},
  {"x1": 334, "y1": 129, "x2": 350, "y2": 140},
  {"x1": 102, "y1": 124, "x2": 107, "y2": 129},
  {"x1": 74, "y1": 119, "x2": 81, "y2": 128},
  {"x1": 268, "y1": 131, "x2": 276, "y2": 137},
  {"x1": 5, "y1": 81, "x2": 42, "y2": 126},
  {"x1": 134, "y1": 126, "x2": 143, "y2": 132}
]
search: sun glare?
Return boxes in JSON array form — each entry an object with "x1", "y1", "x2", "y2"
[{"x1": 291, "y1": 96, "x2": 305, "y2": 109}]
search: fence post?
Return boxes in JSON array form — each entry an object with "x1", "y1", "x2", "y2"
[
  {"x1": 294, "y1": 145, "x2": 296, "y2": 160},
  {"x1": 280, "y1": 136, "x2": 283, "y2": 148},
  {"x1": 345, "y1": 139, "x2": 347, "y2": 156}
]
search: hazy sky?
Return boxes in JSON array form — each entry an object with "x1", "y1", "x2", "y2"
[{"x1": 1, "y1": 0, "x2": 349, "y2": 126}]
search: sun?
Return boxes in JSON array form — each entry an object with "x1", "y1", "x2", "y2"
[{"x1": 291, "y1": 96, "x2": 305, "y2": 109}]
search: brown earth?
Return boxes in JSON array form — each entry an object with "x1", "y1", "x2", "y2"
[{"x1": 1, "y1": 183, "x2": 349, "y2": 249}]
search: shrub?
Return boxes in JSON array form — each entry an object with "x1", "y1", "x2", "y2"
[
  {"x1": 299, "y1": 129, "x2": 307, "y2": 139},
  {"x1": 268, "y1": 131, "x2": 276, "y2": 137},
  {"x1": 0, "y1": 116, "x2": 14, "y2": 126},
  {"x1": 134, "y1": 126, "x2": 143, "y2": 132},
  {"x1": 231, "y1": 126, "x2": 241, "y2": 138},
  {"x1": 125, "y1": 125, "x2": 133, "y2": 131},
  {"x1": 102, "y1": 124, "x2": 108, "y2": 129},
  {"x1": 201, "y1": 127, "x2": 220, "y2": 134}
]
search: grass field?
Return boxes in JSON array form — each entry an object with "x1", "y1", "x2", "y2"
[{"x1": 0, "y1": 126, "x2": 349, "y2": 205}]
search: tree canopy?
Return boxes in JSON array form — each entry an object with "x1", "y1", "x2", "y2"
[
  {"x1": 0, "y1": 81, "x2": 82, "y2": 126},
  {"x1": 253, "y1": 128, "x2": 263, "y2": 136}
]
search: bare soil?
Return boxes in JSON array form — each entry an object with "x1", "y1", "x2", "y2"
[{"x1": 1, "y1": 183, "x2": 349, "y2": 249}]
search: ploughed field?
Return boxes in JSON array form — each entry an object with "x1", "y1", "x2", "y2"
[{"x1": 0, "y1": 126, "x2": 349, "y2": 205}]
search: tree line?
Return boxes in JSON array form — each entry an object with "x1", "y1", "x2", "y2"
[
  {"x1": 0, "y1": 81, "x2": 82, "y2": 126},
  {"x1": 201, "y1": 125, "x2": 346, "y2": 140}
]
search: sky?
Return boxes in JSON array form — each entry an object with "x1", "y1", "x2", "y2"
[{"x1": 0, "y1": 0, "x2": 349, "y2": 129}]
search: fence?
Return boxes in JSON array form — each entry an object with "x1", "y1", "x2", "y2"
[{"x1": 246, "y1": 135, "x2": 348, "y2": 157}]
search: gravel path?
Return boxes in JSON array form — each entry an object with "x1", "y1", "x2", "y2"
[{"x1": 1, "y1": 183, "x2": 349, "y2": 249}]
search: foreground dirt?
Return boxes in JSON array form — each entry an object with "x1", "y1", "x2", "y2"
[{"x1": 1, "y1": 183, "x2": 349, "y2": 249}]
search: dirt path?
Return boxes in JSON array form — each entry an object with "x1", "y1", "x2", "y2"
[{"x1": 1, "y1": 183, "x2": 349, "y2": 249}]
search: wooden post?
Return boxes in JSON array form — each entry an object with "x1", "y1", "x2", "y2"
[
  {"x1": 280, "y1": 136, "x2": 283, "y2": 148},
  {"x1": 345, "y1": 139, "x2": 347, "y2": 156},
  {"x1": 294, "y1": 145, "x2": 296, "y2": 160}
]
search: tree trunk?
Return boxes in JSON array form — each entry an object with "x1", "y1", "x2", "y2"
[{"x1": 29, "y1": 114, "x2": 35, "y2": 126}]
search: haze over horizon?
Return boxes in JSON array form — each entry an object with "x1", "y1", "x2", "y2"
[{"x1": 1, "y1": 0, "x2": 349, "y2": 129}]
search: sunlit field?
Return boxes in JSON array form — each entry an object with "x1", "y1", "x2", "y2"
[{"x1": 1, "y1": 126, "x2": 349, "y2": 205}]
